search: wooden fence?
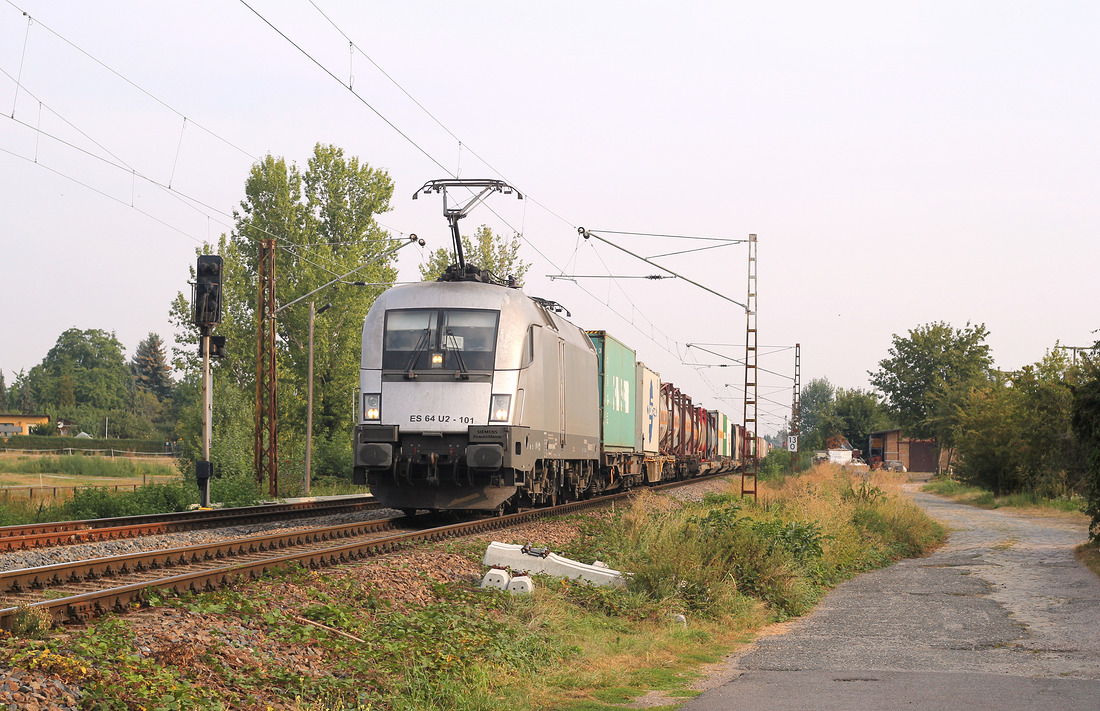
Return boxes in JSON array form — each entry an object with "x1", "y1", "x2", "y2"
[
  {"x1": 0, "y1": 484, "x2": 143, "y2": 501},
  {"x1": 0, "y1": 448, "x2": 176, "y2": 458}
]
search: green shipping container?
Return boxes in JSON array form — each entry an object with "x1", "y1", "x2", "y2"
[{"x1": 586, "y1": 331, "x2": 637, "y2": 452}]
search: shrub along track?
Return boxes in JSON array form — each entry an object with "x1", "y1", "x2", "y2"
[
  {"x1": 0, "y1": 496, "x2": 380, "y2": 551},
  {"x1": 0, "y1": 475, "x2": 725, "y2": 631}
]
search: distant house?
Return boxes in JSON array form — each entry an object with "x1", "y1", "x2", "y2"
[
  {"x1": 0, "y1": 413, "x2": 50, "y2": 437},
  {"x1": 867, "y1": 429, "x2": 939, "y2": 473},
  {"x1": 57, "y1": 419, "x2": 79, "y2": 437}
]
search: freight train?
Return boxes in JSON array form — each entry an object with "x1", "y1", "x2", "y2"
[{"x1": 351, "y1": 276, "x2": 769, "y2": 513}]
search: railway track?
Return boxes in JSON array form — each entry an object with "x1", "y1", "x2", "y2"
[
  {"x1": 0, "y1": 475, "x2": 727, "y2": 630},
  {"x1": 0, "y1": 495, "x2": 379, "y2": 551}
]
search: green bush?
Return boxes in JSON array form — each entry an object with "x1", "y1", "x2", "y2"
[
  {"x1": 209, "y1": 471, "x2": 265, "y2": 507},
  {"x1": 0, "y1": 435, "x2": 169, "y2": 454},
  {"x1": 758, "y1": 448, "x2": 793, "y2": 481},
  {"x1": 61, "y1": 481, "x2": 197, "y2": 520}
]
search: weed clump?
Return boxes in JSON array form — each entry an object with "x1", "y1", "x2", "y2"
[
  {"x1": 582, "y1": 465, "x2": 945, "y2": 622},
  {"x1": 9, "y1": 603, "x2": 53, "y2": 639}
]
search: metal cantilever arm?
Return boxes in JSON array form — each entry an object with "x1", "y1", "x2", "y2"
[{"x1": 274, "y1": 235, "x2": 421, "y2": 315}]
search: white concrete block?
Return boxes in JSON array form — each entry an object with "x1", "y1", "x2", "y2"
[
  {"x1": 480, "y1": 568, "x2": 511, "y2": 590},
  {"x1": 482, "y1": 541, "x2": 626, "y2": 587},
  {"x1": 507, "y1": 575, "x2": 535, "y2": 595}
]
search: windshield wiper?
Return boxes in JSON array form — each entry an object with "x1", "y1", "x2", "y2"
[
  {"x1": 445, "y1": 330, "x2": 470, "y2": 380},
  {"x1": 404, "y1": 328, "x2": 431, "y2": 379}
]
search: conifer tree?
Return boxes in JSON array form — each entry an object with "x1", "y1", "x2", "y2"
[
  {"x1": 131, "y1": 333, "x2": 174, "y2": 401},
  {"x1": 0, "y1": 371, "x2": 7, "y2": 412}
]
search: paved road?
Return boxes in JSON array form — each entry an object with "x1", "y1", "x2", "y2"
[{"x1": 682, "y1": 488, "x2": 1100, "y2": 711}]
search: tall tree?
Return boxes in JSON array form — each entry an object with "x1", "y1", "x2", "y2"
[
  {"x1": 57, "y1": 374, "x2": 76, "y2": 409},
  {"x1": 132, "y1": 333, "x2": 174, "y2": 401},
  {"x1": 958, "y1": 349, "x2": 1078, "y2": 496},
  {"x1": 869, "y1": 322, "x2": 993, "y2": 446},
  {"x1": 419, "y1": 224, "x2": 530, "y2": 285},
  {"x1": 0, "y1": 371, "x2": 8, "y2": 412},
  {"x1": 25, "y1": 329, "x2": 132, "y2": 412},
  {"x1": 833, "y1": 387, "x2": 892, "y2": 454},
  {"x1": 798, "y1": 377, "x2": 837, "y2": 450},
  {"x1": 170, "y1": 144, "x2": 398, "y2": 483},
  {"x1": 15, "y1": 370, "x2": 35, "y2": 414},
  {"x1": 1072, "y1": 346, "x2": 1100, "y2": 541}
]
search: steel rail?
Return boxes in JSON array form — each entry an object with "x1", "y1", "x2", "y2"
[
  {"x1": 0, "y1": 515, "x2": 406, "y2": 597},
  {"x1": 0, "y1": 474, "x2": 732, "y2": 629},
  {"x1": 0, "y1": 496, "x2": 378, "y2": 551}
]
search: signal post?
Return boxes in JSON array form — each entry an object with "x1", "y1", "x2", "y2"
[{"x1": 193, "y1": 255, "x2": 224, "y2": 508}]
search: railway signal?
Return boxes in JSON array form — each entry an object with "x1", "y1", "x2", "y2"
[
  {"x1": 193, "y1": 255, "x2": 223, "y2": 327},
  {"x1": 191, "y1": 254, "x2": 224, "y2": 509}
]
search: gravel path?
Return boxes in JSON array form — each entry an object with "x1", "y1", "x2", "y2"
[{"x1": 682, "y1": 486, "x2": 1100, "y2": 711}]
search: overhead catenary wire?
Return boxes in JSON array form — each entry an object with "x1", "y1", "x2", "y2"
[
  {"x1": 236, "y1": 0, "x2": 772, "y2": 417},
  {"x1": 0, "y1": 145, "x2": 204, "y2": 244},
  {"x1": 645, "y1": 242, "x2": 736, "y2": 260},
  {"x1": 1, "y1": 0, "x2": 419, "y2": 285},
  {"x1": 237, "y1": 0, "x2": 453, "y2": 178},
  {"x1": 7, "y1": 1, "x2": 789, "y2": 432},
  {"x1": 685, "y1": 344, "x2": 796, "y2": 380},
  {"x1": 585, "y1": 229, "x2": 748, "y2": 243},
  {"x1": 9, "y1": 7, "x2": 30, "y2": 117},
  {"x1": 0, "y1": 72, "x2": 227, "y2": 221},
  {"x1": 1, "y1": 81, "x2": 396, "y2": 280},
  {"x1": 3, "y1": 0, "x2": 258, "y2": 161},
  {"x1": 579, "y1": 228, "x2": 749, "y2": 311},
  {"x1": 547, "y1": 274, "x2": 675, "y2": 280}
]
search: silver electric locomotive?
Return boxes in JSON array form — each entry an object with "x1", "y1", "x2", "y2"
[{"x1": 352, "y1": 279, "x2": 601, "y2": 512}]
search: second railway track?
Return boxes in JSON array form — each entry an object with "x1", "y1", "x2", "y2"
[
  {"x1": 0, "y1": 476, "x2": 726, "y2": 630},
  {"x1": 0, "y1": 495, "x2": 379, "y2": 551}
]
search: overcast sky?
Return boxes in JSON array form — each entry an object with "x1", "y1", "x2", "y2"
[{"x1": 2, "y1": 1, "x2": 1098, "y2": 434}]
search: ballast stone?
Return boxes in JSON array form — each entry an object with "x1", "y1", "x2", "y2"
[{"x1": 482, "y1": 541, "x2": 627, "y2": 587}]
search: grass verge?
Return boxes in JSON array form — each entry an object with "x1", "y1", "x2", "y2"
[
  {"x1": 0, "y1": 465, "x2": 945, "y2": 710},
  {"x1": 0, "y1": 453, "x2": 180, "y2": 479},
  {"x1": 923, "y1": 478, "x2": 1086, "y2": 516},
  {"x1": 0, "y1": 470, "x2": 264, "y2": 526}
]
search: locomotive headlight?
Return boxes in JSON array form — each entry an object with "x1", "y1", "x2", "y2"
[
  {"x1": 489, "y1": 394, "x2": 511, "y2": 423},
  {"x1": 430, "y1": 353, "x2": 443, "y2": 367},
  {"x1": 363, "y1": 393, "x2": 381, "y2": 422}
]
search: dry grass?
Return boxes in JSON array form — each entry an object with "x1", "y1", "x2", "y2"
[{"x1": 1075, "y1": 542, "x2": 1100, "y2": 580}]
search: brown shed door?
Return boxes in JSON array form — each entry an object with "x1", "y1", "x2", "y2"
[{"x1": 908, "y1": 442, "x2": 937, "y2": 472}]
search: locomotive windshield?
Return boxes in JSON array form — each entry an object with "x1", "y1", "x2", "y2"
[{"x1": 383, "y1": 308, "x2": 499, "y2": 372}]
